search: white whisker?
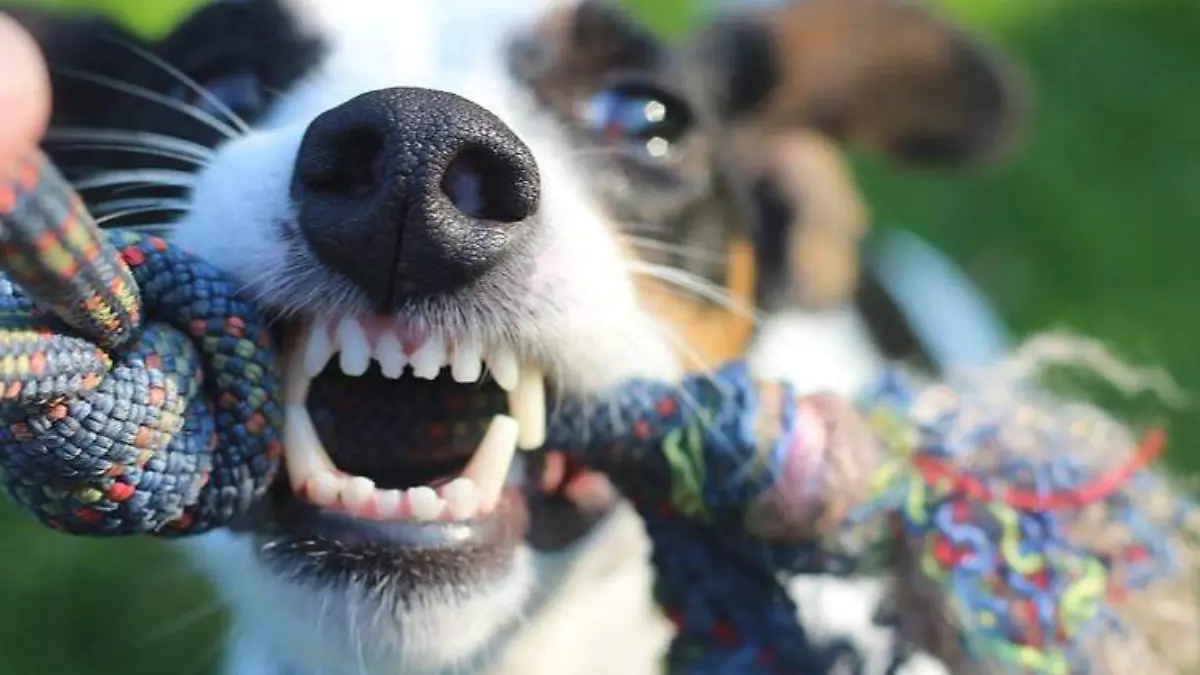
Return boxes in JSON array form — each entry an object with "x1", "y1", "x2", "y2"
[
  {"x1": 74, "y1": 169, "x2": 196, "y2": 192},
  {"x1": 52, "y1": 142, "x2": 210, "y2": 167},
  {"x1": 96, "y1": 206, "x2": 189, "y2": 226},
  {"x1": 45, "y1": 127, "x2": 216, "y2": 162},
  {"x1": 104, "y1": 223, "x2": 176, "y2": 237},
  {"x1": 621, "y1": 222, "x2": 674, "y2": 237},
  {"x1": 621, "y1": 234, "x2": 728, "y2": 266},
  {"x1": 91, "y1": 197, "x2": 193, "y2": 217},
  {"x1": 626, "y1": 261, "x2": 760, "y2": 324},
  {"x1": 51, "y1": 66, "x2": 242, "y2": 140},
  {"x1": 104, "y1": 35, "x2": 252, "y2": 136}
]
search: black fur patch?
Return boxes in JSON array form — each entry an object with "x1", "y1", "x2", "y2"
[
  {"x1": 11, "y1": 0, "x2": 324, "y2": 160},
  {"x1": 744, "y1": 174, "x2": 797, "y2": 312},
  {"x1": 681, "y1": 17, "x2": 782, "y2": 125}
]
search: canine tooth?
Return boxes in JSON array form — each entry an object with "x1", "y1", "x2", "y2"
[
  {"x1": 303, "y1": 321, "x2": 334, "y2": 378},
  {"x1": 450, "y1": 339, "x2": 483, "y2": 383},
  {"x1": 283, "y1": 403, "x2": 336, "y2": 488},
  {"x1": 376, "y1": 331, "x2": 408, "y2": 379},
  {"x1": 486, "y1": 347, "x2": 520, "y2": 391},
  {"x1": 376, "y1": 489, "x2": 403, "y2": 519},
  {"x1": 284, "y1": 329, "x2": 313, "y2": 405},
  {"x1": 407, "y1": 486, "x2": 443, "y2": 521},
  {"x1": 410, "y1": 336, "x2": 445, "y2": 380},
  {"x1": 508, "y1": 366, "x2": 546, "y2": 450},
  {"x1": 461, "y1": 415, "x2": 519, "y2": 513},
  {"x1": 441, "y1": 478, "x2": 480, "y2": 520},
  {"x1": 342, "y1": 476, "x2": 376, "y2": 513},
  {"x1": 336, "y1": 318, "x2": 371, "y2": 376},
  {"x1": 309, "y1": 471, "x2": 343, "y2": 507}
]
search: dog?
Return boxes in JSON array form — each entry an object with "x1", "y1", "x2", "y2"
[{"x1": 5, "y1": 0, "x2": 1028, "y2": 673}]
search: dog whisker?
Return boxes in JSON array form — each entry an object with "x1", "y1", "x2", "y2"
[
  {"x1": 50, "y1": 142, "x2": 212, "y2": 168},
  {"x1": 45, "y1": 127, "x2": 217, "y2": 163},
  {"x1": 51, "y1": 66, "x2": 243, "y2": 141},
  {"x1": 620, "y1": 234, "x2": 728, "y2": 266},
  {"x1": 626, "y1": 261, "x2": 761, "y2": 325},
  {"x1": 95, "y1": 217, "x2": 183, "y2": 236},
  {"x1": 91, "y1": 197, "x2": 193, "y2": 216},
  {"x1": 72, "y1": 168, "x2": 196, "y2": 192},
  {"x1": 104, "y1": 36, "x2": 253, "y2": 136}
]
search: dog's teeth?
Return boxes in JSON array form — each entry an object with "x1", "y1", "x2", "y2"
[
  {"x1": 450, "y1": 339, "x2": 483, "y2": 383},
  {"x1": 407, "y1": 486, "x2": 443, "y2": 521},
  {"x1": 283, "y1": 403, "x2": 335, "y2": 488},
  {"x1": 461, "y1": 415, "x2": 519, "y2": 513},
  {"x1": 376, "y1": 331, "x2": 408, "y2": 379},
  {"x1": 302, "y1": 321, "x2": 334, "y2": 378},
  {"x1": 309, "y1": 471, "x2": 343, "y2": 507},
  {"x1": 376, "y1": 489, "x2": 403, "y2": 519},
  {"x1": 284, "y1": 327, "x2": 314, "y2": 405},
  {"x1": 508, "y1": 366, "x2": 546, "y2": 451},
  {"x1": 486, "y1": 347, "x2": 519, "y2": 391},
  {"x1": 336, "y1": 317, "x2": 371, "y2": 376},
  {"x1": 410, "y1": 336, "x2": 445, "y2": 380},
  {"x1": 441, "y1": 478, "x2": 479, "y2": 520},
  {"x1": 342, "y1": 476, "x2": 376, "y2": 513}
]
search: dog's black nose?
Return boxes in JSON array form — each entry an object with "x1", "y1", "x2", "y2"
[{"x1": 291, "y1": 87, "x2": 541, "y2": 309}]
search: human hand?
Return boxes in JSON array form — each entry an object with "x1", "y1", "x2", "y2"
[{"x1": 0, "y1": 12, "x2": 50, "y2": 163}]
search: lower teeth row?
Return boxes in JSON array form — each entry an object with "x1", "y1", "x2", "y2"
[
  {"x1": 301, "y1": 473, "x2": 485, "y2": 522},
  {"x1": 284, "y1": 401, "x2": 520, "y2": 522}
]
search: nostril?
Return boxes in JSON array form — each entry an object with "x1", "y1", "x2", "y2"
[
  {"x1": 442, "y1": 150, "x2": 486, "y2": 220},
  {"x1": 299, "y1": 124, "x2": 385, "y2": 197},
  {"x1": 440, "y1": 145, "x2": 538, "y2": 224}
]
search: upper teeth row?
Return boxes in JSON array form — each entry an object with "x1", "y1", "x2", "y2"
[{"x1": 302, "y1": 316, "x2": 521, "y2": 390}]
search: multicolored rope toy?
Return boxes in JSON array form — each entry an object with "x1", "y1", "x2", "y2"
[
  {"x1": 2, "y1": 148, "x2": 1197, "y2": 674},
  {"x1": 1, "y1": 149, "x2": 282, "y2": 536},
  {"x1": 841, "y1": 367, "x2": 1198, "y2": 673}
]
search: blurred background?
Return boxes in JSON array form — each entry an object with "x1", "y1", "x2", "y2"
[{"x1": 0, "y1": 0, "x2": 1197, "y2": 673}]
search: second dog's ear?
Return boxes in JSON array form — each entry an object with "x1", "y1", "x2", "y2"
[
  {"x1": 681, "y1": 0, "x2": 1029, "y2": 168},
  {"x1": 669, "y1": 0, "x2": 1029, "y2": 312}
]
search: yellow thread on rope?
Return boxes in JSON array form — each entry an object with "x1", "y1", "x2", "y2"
[
  {"x1": 1059, "y1": 558, "x2": 1108, "y2": 637},
  {"x1": 994, "y1": 504, "x2": 1046, "y2": 575},
  {"x1": 662, "y1": 413, "x2": 711, "y2": 521}
]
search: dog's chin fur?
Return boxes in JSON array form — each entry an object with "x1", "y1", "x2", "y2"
[
  {"x1": 167, "y1": 2, "x2": 682, "y2": 673},
  {"x1": 185, "y1": 502, "x2": 675, "y2": 675}
]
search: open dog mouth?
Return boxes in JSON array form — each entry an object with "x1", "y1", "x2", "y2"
[{"x1": 273, "y1": 315, "x2": 548, "y2": 539}]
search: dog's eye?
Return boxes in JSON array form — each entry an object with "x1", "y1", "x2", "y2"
[
  {"x1": 171, "y1": 71, "x2": 264, "y2": 121},
  {"x1": 583, "y1": 83, "x2": 693, "y2": 159}
]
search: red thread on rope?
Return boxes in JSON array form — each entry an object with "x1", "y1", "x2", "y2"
[{"x1": 910, "y1": 428, "x2": 1165, "y2": 511}]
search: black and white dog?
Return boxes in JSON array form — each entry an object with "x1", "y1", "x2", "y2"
[{"x1": 7, "y1": 1, "x2": 1025, "y2": 673}]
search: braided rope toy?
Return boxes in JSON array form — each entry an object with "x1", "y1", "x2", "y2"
[
  {"x1": 0, "y1": 149, "x2": 282, "y2": 535},
  {"x1": 2, "y1": 148, "x2": 1197, "y2": 674}
]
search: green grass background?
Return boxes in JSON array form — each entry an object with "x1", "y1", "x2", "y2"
[{"x1": 1, "y1": 0, "x2": 1197, "y2": 673}]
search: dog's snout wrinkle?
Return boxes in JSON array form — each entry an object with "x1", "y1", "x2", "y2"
[{"x1": 291, "y1": 86, "x2": 542, "y2": 311}]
